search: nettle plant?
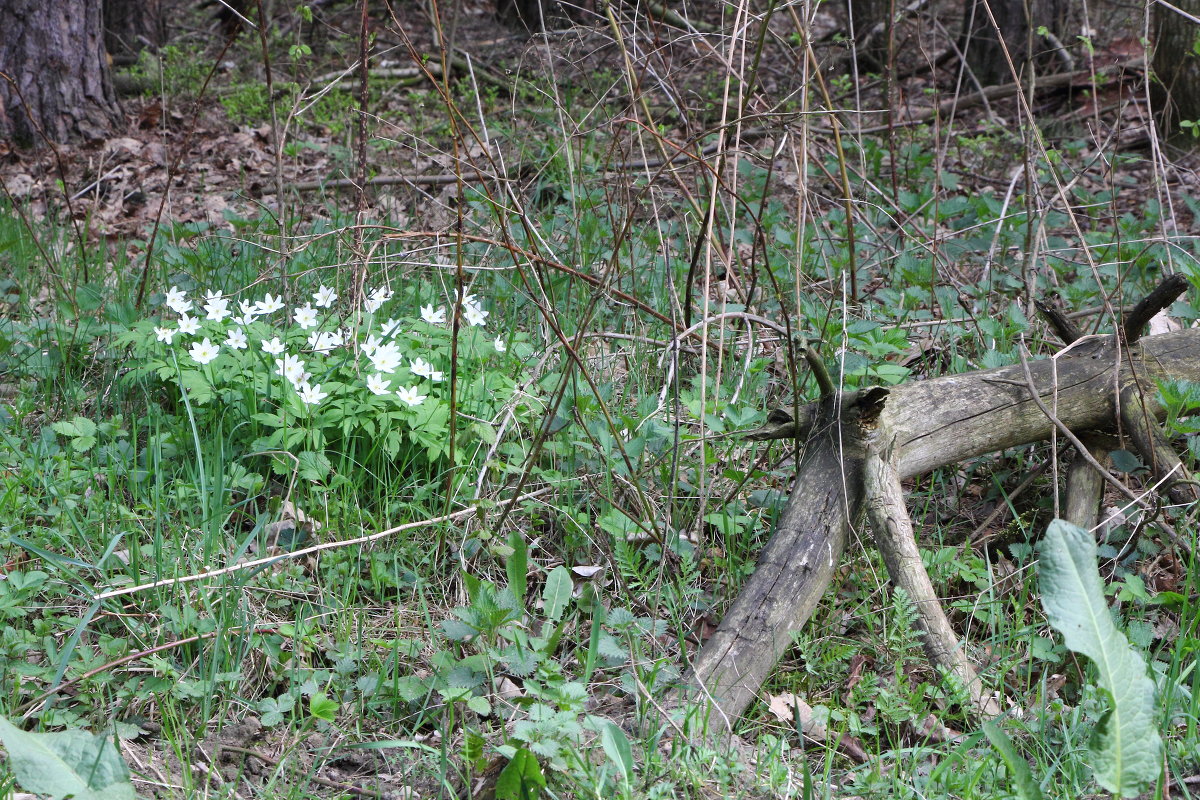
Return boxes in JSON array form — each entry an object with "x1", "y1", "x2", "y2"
[{"x1": 117, "y1": 281, "x2": 522, "y2": 478}]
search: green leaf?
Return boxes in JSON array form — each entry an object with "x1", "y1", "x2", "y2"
[
  {"x1": 297, "y1": 450, "x2": 331, "y2": 482},
  {"x1": 1039, "y1": 519, "x2": 1162, "y2": 796},
  {"x1": 178, "y1": 369, "x2": 213, "y2": 405},
  {"x1": 495, "y1": 746, "x2": 546, "y2": 800},
  {"x1": 72, "y1": 435, "x2": 97, "y2": 453},
  {"x1": 466, "y1": 695, "x2": 492, "y2": 716},
  {"x1": 51, "y1": 420, "x2": 80, "y2": 438},
  {"x1": 598, "y1": 719, "x2": 635, "y2": 786},
  {"x1": 1108, "y1": 450, "x2": 1143, "y2": 474},
  {"x1": 0, "y1": 717, "x2": 135, "y2": 800},
  {"x1": 308, "y1": 693, "x2": 339, "y2": 722},
  {"x1": 507, "y1": 529, "x2": 527, "y2": 607},
  {"x1": 982, "y1": 721, "x2": 1043, "y2": 800},
  {"x1": 441, "y1": 619, "x2": 478, "y2": 642},
  {"x1": 542, "y1": 566, "x2": 572, "y2": 622}
]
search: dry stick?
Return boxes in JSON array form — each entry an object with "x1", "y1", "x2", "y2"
[
  {"x1": 1122, "y1": 273, "x2": 1190, "y2": 345},
  {"x1": 92, "y1": 487, "x2": 552, "y2": 602},
  {"x1": 19, "y1": 624, "x2": 279, "y2": 717},
  {"x1": 351, "y1": 0, "x2": 371, "y2": 309},
  {"x1": 289, "y1": 169, "x2": 496, "y2": 192},
  {"x1": 1063, "y1": 433, "x2": 1112, "y2": 529},
  {"x1": 862, "y1": 440, "x2": 1001, "y2": 719},
  {"x1": 1035, "y1": 299, "x2": 1082, "y2": 345}
]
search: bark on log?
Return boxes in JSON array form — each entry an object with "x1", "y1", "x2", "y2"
[
  {"x1": 676, "y1": 328, "x2": 1200, "y2": 724},
  {"x1": 1063, "y1": 433, "x2": 1110, "y2": 529},
  {"x1": 671, "y1": 395, "x2": 871, "y2": 730},
  {"x1": 863, "y1": 441, "x2": 1001, "y2": 718}
]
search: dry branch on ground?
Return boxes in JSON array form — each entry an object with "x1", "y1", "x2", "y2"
[{"x1": 675, "y1": 282, "x2": 1200, "y2": 726}]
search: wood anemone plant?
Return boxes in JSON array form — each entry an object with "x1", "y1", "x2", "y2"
[{"x1": 671, "y1": 274, "x2": 1198, "y2": 727}]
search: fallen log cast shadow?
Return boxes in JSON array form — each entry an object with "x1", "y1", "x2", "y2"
[{"x1": 672, "y1": 274, "x2": 1199, "y2": 728}]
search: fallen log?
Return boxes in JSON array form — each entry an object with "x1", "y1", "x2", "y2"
[{"x1": 674, "y1": 284, "x2": 1200, "y2": 727}]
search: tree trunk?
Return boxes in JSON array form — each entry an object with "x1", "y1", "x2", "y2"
[
  {"x1": 959, "y1": 0, "x2": 1068, "y2": 86},
  {"x1": 0, "y1": 0, "x2": 121, "y2": 145},
  {"x1": 847, "y1": 0, "x2": 893, "y2": 69},
  {"x1": 496, "y1": 0, "x2": 573, "y2": 30},
  {"x1": 104, "y1": 0, "x2": 163, "y2": 57},
  {"x1": 1153, "y1": 0, "x2": 1200, "y2": 133}
]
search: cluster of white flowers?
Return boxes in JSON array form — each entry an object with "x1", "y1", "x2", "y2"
[{"x1": 152, "y1": 284, "x2": 505, "y2": 410}]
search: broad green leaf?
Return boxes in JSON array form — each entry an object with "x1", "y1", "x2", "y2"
[
  {"x1": 495, "y1": 746, "x2": 545, "y2": 800},
  {"x1": 1039, "y1": 519, "x2": 1162, "y2": 796},
  {"x1": 308, "y1": 693, "x2": 339, "y2": 722},
  {"x1": 982, "y1": 721, "x2": 1043, "y2": 800},
  {"x1": 466, "y1": 695, "x2": 492, "y2": 716},
  {"x1": 542, "y1": 566, "x2": 572, "y2": 622},
  {"x1": 0, "y1": 717, "x2": 135, "y2": 800},
  {"x1": 441, "y1": 619, "x2": 478, "y2": 642},
  {"x1": 296, "y1": 450, "x2": 331, "y2": 482},
  {"x1": 506, "y1": 530, "x2": 527, "y2": 607},
  {"x1": 598, "y1": 719, "x2": 635, "y2": 786},
  {"x1": 51, "y1": 420, "x2": 80, "y2": 438}
]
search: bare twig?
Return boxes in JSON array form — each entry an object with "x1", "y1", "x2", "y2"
[{"x1": 92, "y1": 487, "x2": 553, "y2": 601}]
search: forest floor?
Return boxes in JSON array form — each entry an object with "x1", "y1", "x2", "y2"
[{"x1": 1, "y1": 0, "x2": 1199, "y2": 797}]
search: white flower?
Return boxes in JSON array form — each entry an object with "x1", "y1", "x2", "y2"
[
  {"x1": 256, "y1": 293, "x2": 285, "y2": 315},
  {"x1": 360, "y1": 334, "x2": 381, "y2": 357},
  {"x1": 155, "y1": 326, "x2": 176, "y2": 344},
  {"x1": 463, "y1": 304, "x2": 488, "y2": 327},
  {"x1": 396, "y1": 385, "x2": 426, "y2": 407},
  {"x1": 493, "y1": 336, "x2": 506, "y2": 353},
  {"x1": 297, "y1": 382, "x2": 328, "y2": 406},
  {"x1": 164, "y1": 286, "x2": 192, "y2": 314},
  {"x1": 308, "y1": 330, "x2": 343, "y2": 353},
  {"x1": 380, "y1": 317, "x2": 402, "y2": 337},
  {"x1": 313, "y1": 285, "x2": 337, "y2": 308},
  {"x1": 204, "y1": 289, "x2": 224, "y2": 303},
  {"x1": 364, "y1": 286, "x2": 393, "y2": 313},
  {"x1": 370, "y1": 342, "x2": 403, "y2": 374},
  {"x1": 275, "y1": 354, "x2": 309, "y2": 386},
  {"x1": 410, "y1": 357, "x2": 443, "y2": 381},
  {"x1": 421, "y1": 304, "x2": 446, "y2": 324},
  {"x1": 189, "y1": 337, "x2": 219, "y2": 365},
  {"x1": 460, "y1": 293, "x2": 481, "y2": 311},
  {"x1": 177, "y1": 313, "x2": 201, "y2": 335},
  {"x1": 293, "y1": 304, "x2": 319, "y2": 330},
  {"x1": 225, "y1": 328, "x2": 248, "y2": 350},
  {"x1": 366, "y1": 373, "x2": 391, "y2": 395},
  {"x1": 204, "y1": 297, "x2": 231, "y2": 322},
  {"x1": 261, "y1": 337, "x2": 286, "y2": 355},
  {"x1": 233, "y1": 300, "x2": 259, "y2": 325}
]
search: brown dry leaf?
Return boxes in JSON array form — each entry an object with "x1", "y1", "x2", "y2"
[
  {"x1": 1149, "y1": 309, "x2": 1181, "y2": 337},
  {"x1": 766, "y1": 691, "x2": 799, "y2": 723}
]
